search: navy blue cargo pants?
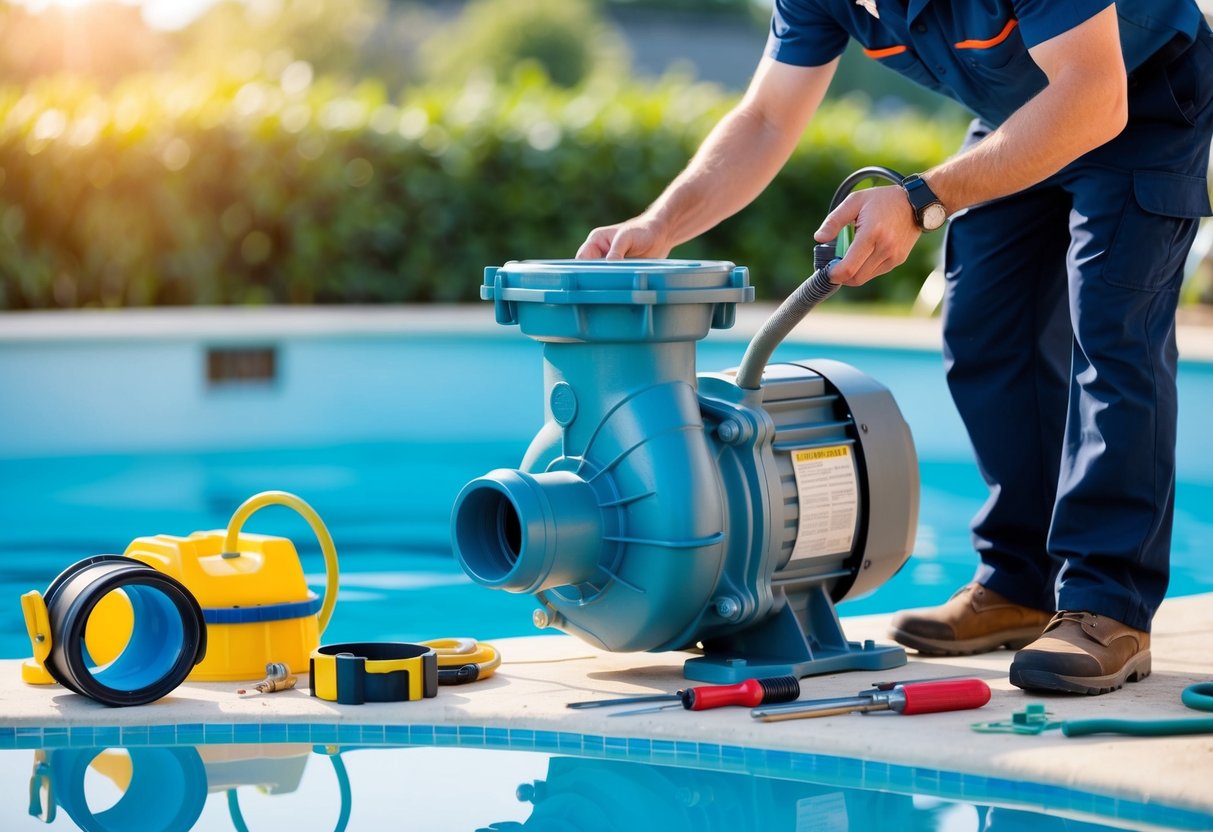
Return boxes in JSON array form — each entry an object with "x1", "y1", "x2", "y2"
[{"x1": 942, "y1": 24, "x2": 1213, "y2": 632}]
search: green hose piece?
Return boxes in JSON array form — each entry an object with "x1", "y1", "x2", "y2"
[
  {"x1": 1180, "y1": 681, "x2": 1213, "y2": 711},
  {"x1": 836, "y1": 224, "x2": 853, "y2": 258},
  {"x1": 1062, "y1": 716, "x2": 1213, "y2": 737},
  {"x1": 1061, "y1": 682, "x2": 1213, "y2": 737}
]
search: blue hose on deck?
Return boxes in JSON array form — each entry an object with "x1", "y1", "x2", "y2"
[{"x1": 1061, "y1": 682, "x2": 1213, "y2": 737}]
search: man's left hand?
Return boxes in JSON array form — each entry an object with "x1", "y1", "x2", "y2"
[{"x1": 813, "y1": 185, "x2": 922, "y2": 285}]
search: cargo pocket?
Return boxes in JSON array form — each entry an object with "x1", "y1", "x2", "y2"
[{"x1": 1102, "y1": 170, "x2": 1211, "y2": 291}]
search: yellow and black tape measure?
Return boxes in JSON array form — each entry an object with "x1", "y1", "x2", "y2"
[{"x1": 309, "y1": 643, "x2": 438, "y2": 705}]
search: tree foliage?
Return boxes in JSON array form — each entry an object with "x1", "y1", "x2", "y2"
[{"x1": 0, "y1": 68, "x2": 963, "y2": 309}]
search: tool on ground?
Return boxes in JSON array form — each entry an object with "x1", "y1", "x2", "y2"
[
  {"x1": 752, "y1": 678, "x2": 991, "y2": 722},
  {"x1": 20, "y1": 555, "x2": 207, "y2": 707},
  {"x1": 236, "y1": 662, "x2": 298, "y2": 695},
  {"x1": 454, "y1": 174, "x2": 920, "y2": 685},
  {"x1": 309, "y1": 642, "x2": 439, "y2": 705},
  {"x1": 972, "y1": 682, "x2": 1213, "y2": 738},
  {"x1": 570, "y1": 676, "x2": 801, "y2": 716},
  {"x1": 1061, "y1": 681, "x2": 1213, "y2": 736},
  {"x1": 421, "y1": 637, "x2": 501, "y2": 684},
  {"x1": 972, "y1": 703, "x2": 1061, "y2": 735}
]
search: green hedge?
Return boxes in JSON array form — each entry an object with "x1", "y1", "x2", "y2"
[{"x1": 0, "y1": 69, "x2": 965, "y2": 309}]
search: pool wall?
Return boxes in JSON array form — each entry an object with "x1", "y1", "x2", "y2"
[
  {"x1": 0, "y1": 307, "x2": 549, "y2": 459},
  {"x1": 5, "y1": 306, "x2": 1211, "y2": 463}
]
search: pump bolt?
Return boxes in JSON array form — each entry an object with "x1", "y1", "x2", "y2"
[
  {"x1": 713, "y1": 596, "x2": 743, "y2": 621},
  {"x1": 532, "y1": 608, "x2": 551, "y2": 629},
  {"x1": 717, "y1": 420, "x2": 745, "y2": 444}
]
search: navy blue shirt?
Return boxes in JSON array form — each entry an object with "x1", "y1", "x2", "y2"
[{"x1": 767, "y1": 0, "x2": 1206, "y2": 125}]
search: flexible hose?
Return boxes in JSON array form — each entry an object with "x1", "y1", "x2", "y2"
[
  {"x1": 828, "y1": 165, "x2": 906, "y2": 212},
  {"x1": 421, "y1": 637, "x2": 502, "y2": 684},
  {"x1": 734, "y1": 262, "x2": 840, "y2": 390},
  {"x1": 224, "y1": 491, "x2": 339, "y2": 635},
  {"x1": 734, "y1": 166, "x2": 906, "y2": 393},
  {"x1": 1061, "y1": 682, "x2": 1213, "y2": 737}
]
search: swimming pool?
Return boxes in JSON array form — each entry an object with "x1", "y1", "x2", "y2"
[
  {"x1": 2, "y1": 311, "x2": 1212, "y2": 831},
  {"x1": 2, "y1": 322, "x2": 1211, "y2": 656}
]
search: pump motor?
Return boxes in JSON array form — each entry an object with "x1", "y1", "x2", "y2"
[{"x1": 452, "y1": 259, "x2": 918, "y2": 682}]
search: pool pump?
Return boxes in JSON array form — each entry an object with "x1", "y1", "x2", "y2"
[{"x1": 451, "y1": 259, "x2": 918, "y2": 683}]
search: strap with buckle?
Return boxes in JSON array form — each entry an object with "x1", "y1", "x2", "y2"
[{"x1": 309, "y1": 642, "x2": 438, "y2": 705}]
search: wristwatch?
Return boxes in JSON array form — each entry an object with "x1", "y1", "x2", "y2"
[{"x1": 901, "y1": 174, "x2": 947, "y2": 231}]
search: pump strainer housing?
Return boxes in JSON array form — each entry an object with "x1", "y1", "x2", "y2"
[{"x1": 452, "y1": 260, "x2": 918, "y2": 682}]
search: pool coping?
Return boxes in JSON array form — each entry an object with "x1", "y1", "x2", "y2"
[
  {"x1": 2, "y1": 305, "x2": 1212, "y2": 361},
  {"x1": 4, "y1": 595, "x2": 1212, "y2": 827}
]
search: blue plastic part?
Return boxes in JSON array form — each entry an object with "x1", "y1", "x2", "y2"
[
  {"x1": 455, "y1": 259, "x2": 912, "y2": 682},
  {"x1": 38, "y1": 555, "x2": 206, "y2": 705},
  {"x1": 92, "y1": 584, "x2": 186, "y2": 691},
  {"x1": 200, "y1": 593, "x2": 322, "y2": 624}
]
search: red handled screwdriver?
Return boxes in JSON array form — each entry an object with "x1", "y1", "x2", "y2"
[
  {"x1": 567, "y1": 676, "x2": 801, "y2": 716},
  {"x1": 751, "y1": 678, "x2": 991, "y2": 722}
]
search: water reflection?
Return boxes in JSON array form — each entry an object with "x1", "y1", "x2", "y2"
[
  {"x1": 26, "y1": 743, "x2": 346, "y2": 832},
  {"x1": 13, "y1": 742, "x2": 1201, "y2": 832}
]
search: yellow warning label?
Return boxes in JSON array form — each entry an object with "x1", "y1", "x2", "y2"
[{"x1": 793, "y1": 447, "x2": 851, "y2": 463}]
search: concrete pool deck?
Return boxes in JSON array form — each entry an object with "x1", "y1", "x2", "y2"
[
  {"x1": 4, "y1": 593, "x2": 1211, "y2": 826},
  {"x1": 4, "y1": 304, "x2": 1213, "y2": 361}
]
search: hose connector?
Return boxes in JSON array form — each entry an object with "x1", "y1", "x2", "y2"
[{"x1": 452, "y1": 469, "x2": 606, "y2": 594}]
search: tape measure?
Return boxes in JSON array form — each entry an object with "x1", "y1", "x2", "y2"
[{"x1": 309, "y1": 642, "x2": 439, "y2": 705}]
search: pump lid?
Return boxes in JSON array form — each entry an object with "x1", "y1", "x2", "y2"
[{"x1": 482, "y1": 259, "x2": 753, "y2": 342}]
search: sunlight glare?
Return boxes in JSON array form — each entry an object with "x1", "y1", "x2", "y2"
[
  {"x1": 20, "y1": 0, "x2": 106, "y2": 9},
  {"x1": 12, "y1": 0, "x2": 221, "y2": 30}
]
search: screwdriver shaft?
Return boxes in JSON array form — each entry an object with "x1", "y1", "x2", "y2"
[{"x1": 572, "y1": 675, "x2": 802, "y2": 714}]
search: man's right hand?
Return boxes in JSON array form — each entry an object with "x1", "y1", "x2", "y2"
[{"x1": 575, "y1": 218, "x2": 672, "y2": 260}]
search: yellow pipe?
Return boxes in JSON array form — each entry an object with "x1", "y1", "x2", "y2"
[
  {"x1": 223, "y1": 491, "x2": 339, "y2": 635},
  {"x1": 421, "y1": 637, "x2": 502, "y2": 680}
]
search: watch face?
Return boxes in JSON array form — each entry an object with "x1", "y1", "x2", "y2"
[{"x1": 922, "y1": 203, "x2": 947, "y2": 231}]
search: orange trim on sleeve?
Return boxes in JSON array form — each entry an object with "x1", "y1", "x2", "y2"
[
  {"x1": 954, "y1": 18, "x2": 1018, "y2": 50},
  {"x1": 863, "y1": 44, "x2": 909, "y2": 59}
]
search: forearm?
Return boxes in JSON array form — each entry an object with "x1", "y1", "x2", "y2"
[
  {"x1": 642, "y1": 56, "x2": 838, "y2": 247},
  {"x1": 642, "y1": 107, "x2": 805, "y2": 247}
]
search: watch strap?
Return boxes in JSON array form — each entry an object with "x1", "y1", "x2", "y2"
[{"x1": 901, "y1": 174, "x2": 945, "y2": 230}]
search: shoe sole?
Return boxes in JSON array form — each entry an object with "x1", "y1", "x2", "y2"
[
  {"x1": 1008, "y1": 650, "x2": 1152, "y2": 695},
  {"x1": 888, "y1": 625, "x2": 1046, "y2": 657}
]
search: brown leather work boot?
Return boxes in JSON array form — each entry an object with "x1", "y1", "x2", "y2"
[
  {"x1": 889, "y1": 582, "x2": 1053, "y2": 656},
  {"x1": 1009, "y1": 611, "x2": 1151, "y2": 695}
]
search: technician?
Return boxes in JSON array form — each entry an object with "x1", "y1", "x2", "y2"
[{"x1": 577, "y1": 0, "x2": 1213, "y2": 695}]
